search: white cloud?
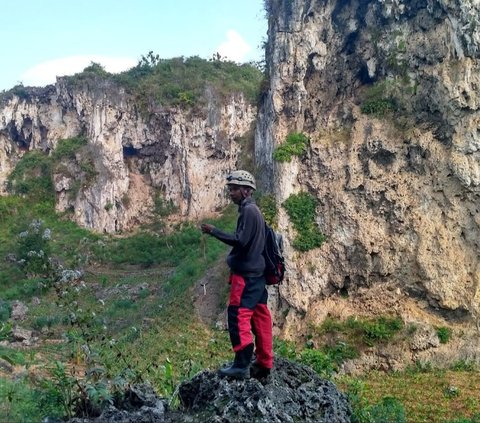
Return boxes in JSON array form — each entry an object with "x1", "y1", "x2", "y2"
[
  {"x1": 216, "y1": 30, "x2": 252, "y2": 62},
  {"x1": 20, "y1": 55, "x2": 137, "y2": 87}
]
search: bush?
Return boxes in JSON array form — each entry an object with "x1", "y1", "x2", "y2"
[
  {"x1": 0, "y1": 301, "x2": 11, "y2": 322},
  {"x1": 273, "y1": 132, "x2": 308, "y2": 162},
  {"x1": 257, "y1": 194, "x2": 278, "y2": 227},
  {"x1": 15, "y1": 220, "x2": 53, "y2": 278},
  {"x1": 299, "y1": 349, "x2": 336, "y2": 378},
  {"x1": 362, "y1": 317, "x2": 403, "y2": 344},
  {"x1": 369, "y1": 397, "x2": 407, "y2": 423},
  {"x1": 282, "y1": 192, "x2": 325, "y2": 251},
  {"x1": 361, "y1": 98, "x2": 396, "y2": 115},
  {"x1": 112, "y1": 55, "x2": 263, "y2": 111},
  {"x1": 436, "y1": 326, "x2": 451, "y2": 344},
  {"x1": 273, "y1": 339, "x2": 297, "y2": 360},
  {"x1": 7, "y1": 150, "x2": 54, "y2": 204},
  {"x1": 52, "y1": 137, "x2": 88, "y2": 161}
]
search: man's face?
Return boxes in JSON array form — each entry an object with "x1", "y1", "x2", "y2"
[{"x1": 227, "y1": 184, "x2": 243, "y2": 204}]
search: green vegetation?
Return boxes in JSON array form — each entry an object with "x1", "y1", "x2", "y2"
[
  {"x1": 360, "y1": 81, "x2": 397, "y2": 116},
  {"x1": 436, "y1": 326, "x2": 452, "y2": 344},
  {"x1": 0, "y1": 182, "x2": 236, "y2": 420},
  {"x1": 273, "y1": 316, "x2": 479, "y2": 423},
  {"x1": 282, "y1": 191, "x2": 325, "y2": 251},
  {"x1": 339, "y1": 369, "x2": 480, "y2": 423},
  {"x1": 273, "y1": 132, "x2": 309, "y2": 162},
  {"x1": 257, "y1": 193, "x2": 278, "y2": 227},
  {"x1": 67, "y1": 53, "x2": 264, "y2": 113},
  {"x1": 52, "y1": 136, "x2": 88, "y2": 161},
  {"x1": 7, "y1": 150, "x2": 54, "y2": 203},
  {"x1": 318, "y1": 316, "x2": 404, "y2": 347},
  {"x1": 6, "y1": 137, "x2": 97, "y2": 211},
  {"x1": 361, "y1": 97, "x2": 397, "y2": 115}
]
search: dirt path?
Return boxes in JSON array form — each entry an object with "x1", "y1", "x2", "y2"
[{"x1": 192, "y1": 254, "x2": 230, "y2": 328}]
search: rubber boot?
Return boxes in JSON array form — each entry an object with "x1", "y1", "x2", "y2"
[
  {"x1": 250, "y1": 361, "x2": 271, "y2": 380},
  {"x1": 218, "y1": 344, "x2": 254, "y2": 379}
]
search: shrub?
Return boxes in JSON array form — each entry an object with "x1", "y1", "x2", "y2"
[
  {"x1": 112, "y1": 55, "x2": 263, "y2": 111},
  {"x1": 450, "y1": 360, "x2": 476, "y2": 372},
  {"x1": 0, "y1": 322, "x2": 12, "y2": 342},
  {"x1": 369, "y1": 396, "x2": 407, "y2": 423},
  {"x1": 324, "y1": 341, "x2": 359, "y2": 364},
  {"x1": 282, "y1": 192, "x2": 325, "y2": 251},
  {"x1": 362, "y1": 317, "x2": 403, "y2": 344},
  {"x1": 257, "y1": 194, "x2": 278, "y2": 227},
  {"x1": 0, "y1": 301, "x2": 11, "y2": 322},
  {"x1": 436, "y1": 326, "x2": 451, "y2": 344},
  {"x1": 273, "y1": 339, "x2": 297, "y2": 360},
  {"x1": 361, "y1": 98, "x2": 396, "y2": 115},
  {"x1": 273, "y1": 132, "x2": 308, "y2": 162},
  {"x1": 15, "y1": 220, "x2": 53, "y2": 278},
  {"x1": 7, "y1": 150, "x2": 54, "y2": 204},
  {"x1": 299, "y1": 348, "x2": 336, "y2": 378},
  {"x1": 52, "y1": 137, "x2": 88, "y2": 161}
]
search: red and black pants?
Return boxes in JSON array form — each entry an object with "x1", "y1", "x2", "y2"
[{"x1": 227, "y1": 273, "x2": 273, "y2": 368}]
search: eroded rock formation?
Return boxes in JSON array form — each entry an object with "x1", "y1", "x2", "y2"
[
  {"x1": 256, "y1": 0, "x2": 480, "y2": 326},
  {"x1": 0, "y1": 77, "x2": 255, "y2": 233}
]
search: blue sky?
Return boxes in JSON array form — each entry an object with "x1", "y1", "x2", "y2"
[{"x1": 1, "y1": 0, "x2": 267, "y2": 91}]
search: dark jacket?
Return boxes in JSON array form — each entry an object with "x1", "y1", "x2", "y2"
[{"x1": 210, "y1": 197, "x2": 265, "y2": 277}]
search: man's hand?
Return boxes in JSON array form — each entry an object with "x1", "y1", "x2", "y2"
[{"x1": 201, "y1": 223, "x2": 215, "y2": 234}]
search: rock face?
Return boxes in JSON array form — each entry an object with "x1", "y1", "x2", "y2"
[
  {"x1": 0, "y1": 78, "x2": 255, "y2": 233},
  {"x1": 256, "y1": 0, "x2": 480, "y2": 326},
  {"x1": 67, "y1": 358, "x2": 351, "y2": 423}
]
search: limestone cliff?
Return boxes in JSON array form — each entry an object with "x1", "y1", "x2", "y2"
[
  {"x1": 0, "y1": 77, "x2": 255, "y2": 233},
  {"x1": 257, "y1": 0, "x2": 480, "y2": 328}
]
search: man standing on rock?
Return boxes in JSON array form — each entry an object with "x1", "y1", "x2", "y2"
[{"x1": 201, "y1": 170, "x2": 273, "y2": 379}]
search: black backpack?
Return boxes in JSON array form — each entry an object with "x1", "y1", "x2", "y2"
[{"x1": 263, "y1": 224, "x2": 285, "y2": 285}]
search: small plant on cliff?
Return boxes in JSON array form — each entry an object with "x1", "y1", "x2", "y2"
[
  {"x1": 436, "y1": 326, "x2": 452, "y2": 344},
  {"x1": 257, "y1": 193, "x2": 278, "y2": 227},
  {"x1": 52, "y1": 136, "x2": 88, "y2": 161},
  {"x1": 360, "y1": 80, "x2": 398, "y2": 116},
  {"x1": 282, "y1": 192, "x2": 325, "y2": 251},
  {"x1": 273, "y1": 132, "x2": 309, "y2": 162}
]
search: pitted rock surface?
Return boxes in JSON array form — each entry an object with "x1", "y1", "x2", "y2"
[
  {"x1": 66, "y1": 359, "x2": 351, "y2": 423},
  {"x1": 175, "y1": 357, "x2": 351, "y2": 423}
]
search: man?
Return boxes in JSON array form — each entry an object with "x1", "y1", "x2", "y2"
[{"x1": 201, "y1": 170, "x2": 273, "y2": 379}]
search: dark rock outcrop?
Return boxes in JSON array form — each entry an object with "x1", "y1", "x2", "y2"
[{"x1": 66, "y1": 358, "x2": 351, "y2": 423}]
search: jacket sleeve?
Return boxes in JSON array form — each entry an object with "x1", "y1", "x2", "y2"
[{"x1": 210, "y1": 207, "x2": 256, "y2": 247}]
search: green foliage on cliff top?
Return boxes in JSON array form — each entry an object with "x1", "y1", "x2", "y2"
[
  {"x1": 117, "y1": 53, "x2": 264, "y2": 109},
  {"x1": 67, "y1": 53, "x2": 264, "y2": 111}
]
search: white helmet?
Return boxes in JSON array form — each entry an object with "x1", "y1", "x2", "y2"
[{"x1": 226, "y1": 170, "x2": 256, "y2": 190}]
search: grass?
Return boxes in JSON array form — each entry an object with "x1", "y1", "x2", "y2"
[
  {"x1": 338, "y1": 369, "x2": 480, "y2": 423},
  {"x1": 0, "y1": 190, "x2": 238, "y2": 421}
]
